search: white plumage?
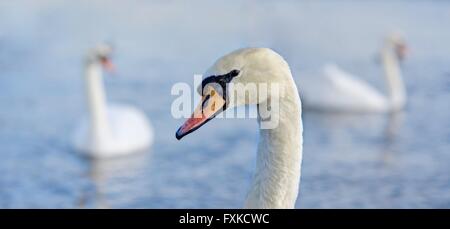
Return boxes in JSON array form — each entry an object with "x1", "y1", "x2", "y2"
[
  {"x1": 176, "y1": 48, "x2": 303, "y2": 208},
  {"x1": 301, "y1": 64, "x2": 389, "y2": 112},
  {"x1": 300, "y1": 33, "x2": 408, "y2": 113},
  {"x1": 72, "y1": 44, "x2": 153, "y2": 158}
]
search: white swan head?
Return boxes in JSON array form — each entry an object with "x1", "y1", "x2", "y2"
[
  {"x1": 385, "y1": 32, "x2": 408, "y2": 61},
  {"x1": 86, "y1": 43, "x2": 115, "y2": 71},
  {"x1": 176, "y1": 48, "x2": 290, "y2": 139}
]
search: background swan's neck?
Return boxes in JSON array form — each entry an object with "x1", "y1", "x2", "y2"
[
  {"x1": 245, "y1": 75, "x2": 303, "y2": 209},
  {"x1": 381, "y1": 45, "x2": 406, "y2": 110},
  {"x1": 85, "y1": 63, "x2": 111, "y2": 144}
]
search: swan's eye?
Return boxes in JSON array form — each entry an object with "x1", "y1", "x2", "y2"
[
  {"x1": 99, "y1": 55, "x2": 108, "y2": 62},
  {"x1": 230, "y1": 69, "x2": 240, "y2": 77},
  {"x1": 220, "y1": 69, "x2": 240, "y2": 83}
]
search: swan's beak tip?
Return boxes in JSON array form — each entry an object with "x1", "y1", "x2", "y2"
[{"x1": 175, "y1": 128, "x2": 184, "y2": 140}]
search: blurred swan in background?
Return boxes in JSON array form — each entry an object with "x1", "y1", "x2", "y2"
[
  {"x1": 72, "y1": 44, "x2": 153, "y2": 158},
  {"x1": 176, "y1": 48, "x2": 303, "y2": 208},
  {"x1": 300, "y1": 33, "x2": 408, "y2": 113}
]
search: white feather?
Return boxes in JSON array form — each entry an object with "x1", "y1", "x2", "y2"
[
  {"x1": 206, "y1": 48, "x2": 303, "y2": 208},
  {"x1": 300, "y1": 34, "x2": 407, "y2": 113},
  {"x1": 72, "y1": 47, "x2": 153, "y2": 158}
]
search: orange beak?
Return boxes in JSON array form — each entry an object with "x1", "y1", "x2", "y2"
[
  {"x1": 397, "y1": 43, "x2": 409, "y2": 61},
  {"x1": 101, "y1": 57, "x2": 115, "y2": 73},
  {"x1": 176, "y1": 85, "x2": 226, "y2": 140}
]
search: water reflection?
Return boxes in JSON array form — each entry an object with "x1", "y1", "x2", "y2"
[
  {"x1": 380, "y1": 112, "x2": 405, "y2": 166},
  {"x1": 78, "y1": 152, "x2": 151, "y2": 208},
  {"x1": 303, "y1": 109, "x2": 405, "y2": 157}
]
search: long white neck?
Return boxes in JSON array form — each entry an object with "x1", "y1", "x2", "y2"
[
  {"x1": 244, "y1": 72, "x2": 303, "y2": 209},
  {"x1": 381, "y1": 45, "x2": 406, "y2": 111},
  {"x1": 84, "y1": 63, "x2": 111, "y2": 145}
]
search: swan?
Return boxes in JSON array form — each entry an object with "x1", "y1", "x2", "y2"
[
  {"x1": 300, "y1": 33, "x2": 408, "y2": 113},
  {"x1": 175, "y1": 48, "x2": 303, "y2": 209},
  {"x1": 73, "y1": 44, "x2": 153, "y2": 158}
]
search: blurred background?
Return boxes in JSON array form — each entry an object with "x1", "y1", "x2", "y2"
[{"x1": 0, "y1": 0, "x2": 449, "y2": 208}]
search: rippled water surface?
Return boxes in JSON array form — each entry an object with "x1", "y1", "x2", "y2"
[{"x1": 0, "y1": 0, "x2": 449, "y2": 208}]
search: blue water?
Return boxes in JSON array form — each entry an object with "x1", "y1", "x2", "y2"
[{"x1": 0, "y1": 0, "x2": 449, "y2": 208}]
